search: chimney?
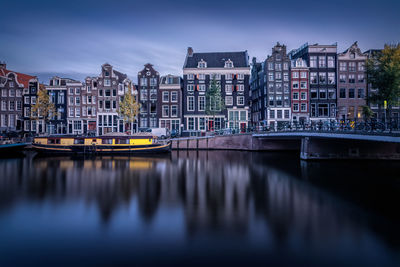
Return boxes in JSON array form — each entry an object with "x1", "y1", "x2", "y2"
[
  {"x1": 0, "y1": 61, "x2": 6, "y2": 69},
  {"x1": 187, "y1": 47, "x2": 193, "y2": 57}
]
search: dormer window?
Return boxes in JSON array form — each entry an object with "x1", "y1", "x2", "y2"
[
  {"x1": 105, "y1": 71, "x2": 110, "y2": 77},
  {"x1": 224, "y1": 59, "x2": 233, "y2": 68},
  {"x1": 350, "y1": 53, "x2": 355, "y2": 59},
  {"x1": 198, "y1": 59, "x2": 207, "y2": 68}
]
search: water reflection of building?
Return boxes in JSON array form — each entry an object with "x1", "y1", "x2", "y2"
[{"x1": 0, "y1": 152, "x2": 395, "y2": 251}]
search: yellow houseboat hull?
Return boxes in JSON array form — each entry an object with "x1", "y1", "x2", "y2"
[{"x1": 32, "y1": 135, "x2": 171, "y2": 155}]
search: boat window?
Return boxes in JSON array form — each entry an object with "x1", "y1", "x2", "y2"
[
  {"x1": 115, "y1": 139, "x2": 129, "y2": 144},
  {"x1": 48, "y1": 139, "x2": 55, "y2": 144},
  {"x1": 92, "y1": 139, "x2": 96, "y2": 143},
  {"x1": 74, "y1": 139, "x2": 84, "y2": 144},
  {"x1": 102, "y1": 139, "x2": 113, "y2": 144},
  {"x1": 55, "y1": 139, "x2": 60, "y2": 144}
]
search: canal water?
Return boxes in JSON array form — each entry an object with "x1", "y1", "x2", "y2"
[{"x1": 0, "y1": 151, "x2": 399, "y2": 266}]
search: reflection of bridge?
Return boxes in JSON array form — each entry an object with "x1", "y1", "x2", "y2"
[{"x1": 172, "y1": 132, "x2": 400, "y2": 160}]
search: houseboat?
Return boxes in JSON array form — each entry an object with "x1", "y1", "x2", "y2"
[{"x1": 32, "y1": 134, "x2": 171, "y2": 155}]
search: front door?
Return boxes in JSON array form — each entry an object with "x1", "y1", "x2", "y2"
[
  {"x1": 208, "y1": 120, "x2": 214, "y2": 131},
  {"x1": 240, "y1": 123, "x2": 246, "y2": 133}
]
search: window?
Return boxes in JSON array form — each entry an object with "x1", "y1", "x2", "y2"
[
  {"x1": 58, "y1": 92, "x2": 64, "y2": 104},
  {"x1": 9, "y1": 89, "x2": 15, "y2": 97},
  {"x1": 82, "y1": 107, "x2": 87, "y2": 116},
  {"x1": 276, "y1": 95, "x2": 282, "y2": 106},
  {"x1": 69, "y1": 97, "x2": 74, "y2": 105},
  {"x1": 16, "y1": 89, "x2": 22, "y2": 97},
  {"x1": 237, "y1": 74, "x2": 244, "y2": 80},
  {"x1": 293, "y1": 92, "x2": 299, "y2": 100},
  {"x1": 198, "y1": 74, "x2": 205, "y2": 80},
  {"x1": 310, "y1": 56, "x2": 317, "y2": 68},
  {"x1": 140, "y1": 77, "x2": 148, "y2": 86},
  {"x1": 349, "y1": 88, "x2": 355, "y2": 98},
  {"x1": 301, "y1": 103, "x2": 307, "y2": 112},
  {"x1": 237, "y1": 96, "x2": 244, "y2": 105},
  {"x1": 358, "y1": 62, "x2": 365, "y2": 71},
  {"x1": 339, "y1": 62, "x2": 347, "y2": 71},
  {"x1": 150, "y1": 78, "x2": 158, "y2": 86},
  {"x1": 140, "y1": 90, "x2": 148, "y2": 100},
  {"x1": 293, "y1": 103, "x2": 299, "y2": 111},
  {"x1": 75, "y1": 108, "x2": 80, "y2": 117},
  {"x1": 319, "y1": 56, "x2": 326, "y2": 68},
  {"x1": 269, "y1": 96, "x2": 274, "y2": 106},
  {"x1": 171, "y1": 105, "x2": 178, "y2": 117},
  {"x1": 225, "y1": 96, "x2": 233, "y2": 106},
  {"x1": 268, "y1": 84, "x2": 274, "y2": 92},
  {"x1": 284, "y1": 110, "x2": 290, "y2": 119},
  {"x1": 328, "y1": 89, "x2": 336, "y2": 99},
  {"x1": 188, "y1": 117, "x2": 195, "y2": 130},
  {"x1": 24, "y1": 96, "x2": 29, "y2": 104},
  {"x1": 237, "y1": 85, "x2": 244, "y2": 91},
  {"x1": 224, "y1": 60, "x2": 233, "y2": 68},
  {"x1": 75, "y1": 88, "x2": 80, "y2": 94},
  {"x1": 310, "y1": 72, "x2": 317, "y2": 84},
  {"x1": 301, "y1": 92, "x2": 307, "y2": 100},
  {"x1": 199, "y1": 84, "x2": 206, "y2": 91},
  {"x1": 31, "y1": 96, "x2": 36, "y2": 105},
  {"x1": 16, "y1": 101, "x2": 22, "y2": 111},
  {"x1": 104, "y1": 79, "x2": 111, "y2": 86},
  {"x1": 318, "y1": 104, "x2": 329, "y2": 117},
  {"x1": 340, "y1": 75, "x2": 346, "y2": 83},
  {"x1": 319, "y1": 89, "x2": 327, "y2": 99},
  {"x1": 268, "y1": 62, "x2": 274, "y2": 70},
  {"x1": 75, "y1": 97, "x2": 80, "y2": 105},
  {"x1": 198, "y1": 96, "x2": 205, "y2": 111},
  {"x1": 358, "y1": 74, "x2": 364, "y2": 83},
  {"x1": 311, "y1": 103, "x2": 316, "y2": 117},
  {"x1": 340, "y1": 88, "x2": 346, "y2": 98},
  {"x1": 9, "y1": 101, "x2": 14, "y2": 111},
  {"x1": 268, "y1": 73, "x2": 274, "y2": 81},
  {"x1": 69, "y1": 108, "x2": 74, "y2": 117},
  {"x1": 171, "y1": 91, "x2": 178, "y2": 102},
  {"x1": 292, "y1": 81, "x2": 299, "y2": 89},
  {"x1": 319, "y1": 73, "x2": 326, "y2": 84},
  {"x1": 311, "y1": 90, "x2": 318, "y2": 99},
  {"x1": 69, "y1": 88, "x2": 74, "y2": 95},
  {"x1": 162, "y1": 105, "x2": 169, "y2": 117},
  {"x1": 348, "y1": 62, "x2": 356, "y2": 72},
  {"x1": 225, "y1": 85, "x2": 233, "y2": 94},
  {"x1": 275, "y1": 63, "x2": 282, "y2": 71},
  {"x1": 328, "y1": 73, "x2": 335, "y2": 84},
  {"x1": 277, "y1": 110, "x2": 282, "y2": 119},
  {"x1": 292, "y1": 72, "x2": 299, "y2": 78},
  {"x1": 300, "y1": 72, "x2": 307, "y2": 78},
  {"x1": 349, "y1": 74, "x2": 355, "y2": 83},
  {"x1": 283, "y1": 63, "x2": 289, "y2": 70},
  {"x1": 300, "y1": 81, "x2": 307, "y2": 89},
  {"x1": 198, "y1": 60, "x2": 207, "y2": 68},
  {"x1": 188, "y1": 96, "x2": 194, "y2": 111},
  {"x1": 328, "y1": 56, "x2": 335, "y2": 68},
  {"x1": 150, "y1": 89, "x2": 157, "y2": 100},
  {"x1": 275, "y1": 72, "x2": 282, "y2": 80},
  {"x1": 187, "y1": 84, "x2": 194, "y2": 92},
  {"x1": 162, "y1": 92, "x2": 169, "y2": 102},
  {"x1": 187, "y1": 74, "x2": 194, "y2": 80},
  {"x1": 358, "y1": 88, "x2": 364, "y2": 98},
  {"x1": 105, "y1": 100, "x2": 111, "y2": 109},
  {"x1": 269, "y1": 110, "x2": 275, "y2": 119}
]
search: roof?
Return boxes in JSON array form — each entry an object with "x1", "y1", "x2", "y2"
[
  {"x1": 0, "y1": 68, "x2": 36, "y2": 88},
  {"x1": 184, "y1": 51, "x2": 249, "y2": 68},
  {"x1": 113, "y1": 70, "x2": 127, "y2": 83}
]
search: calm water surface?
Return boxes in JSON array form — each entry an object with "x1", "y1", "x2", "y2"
[{"x1": 0, "y1": 151, "x2": 399, "y2": 266}]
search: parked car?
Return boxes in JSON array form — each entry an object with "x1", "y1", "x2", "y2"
[{"x1": 145, "y1": 128, "x2": 170, "y2": 139}]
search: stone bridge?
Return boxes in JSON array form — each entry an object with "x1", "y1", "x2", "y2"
[{"x1": 171, "y1": 132, "x2": 400, "y2": 160}]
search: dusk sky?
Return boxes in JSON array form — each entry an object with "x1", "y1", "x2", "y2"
[{"x1": 1, "y1": 0, "x2": 400, "y2": 83}]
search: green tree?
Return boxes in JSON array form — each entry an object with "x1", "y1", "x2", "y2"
[
  {"x1": 205, "y1": 76, "x2": 225, "y2": 131},
  {"x1": 31, "y1": 85, "x2": 56, "y2": 134},
  {"x1": 361, "y1": 105, "x2": 374, "y2": 121},
  {"x1": 366, "y1": 43, "x2": 400, "y2": 121},
  {"x1": 118, "y1": 83, "x2": 140, "y2": 134}
]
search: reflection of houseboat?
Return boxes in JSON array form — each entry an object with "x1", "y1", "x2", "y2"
[{"x1": 32, "y1": 134, "x2": 171, "y2": 154}]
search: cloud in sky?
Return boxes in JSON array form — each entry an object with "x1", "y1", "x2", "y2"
[{"x1": 1, "y1": 0, "x2": 400, "y2": 83}]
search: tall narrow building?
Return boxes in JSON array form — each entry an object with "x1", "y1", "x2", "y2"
[
  {"x1": 96, "y1": 63, "x2": 130, "y2": 135},
  {"x1": 337, "y1": 42, "x2": 367, "y2": 120},
  {"x1": 265, "y1": 43, "x2": 291, "y2": 128},
  {"x1": 158, "y1": 75, "x2": 182, "y2": 132},
  {"x1": 0, "y1": 62, "x2": 37, "y2": 134},
  {"x1": 290, "y1": 43, "x2": 337, "y2": 122},
  {"x1": 182, "y1": 47, "x2": 250, "y2": 135},
  {"x1": 137, "y1": 64, "x2": 160, "y2": 130},
  {"x1": 290, "y1": 58, "x2": 310, "y2": 123},
  {"x1": 250, "y1": 57, "x2": 265, "y2": 127}
]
